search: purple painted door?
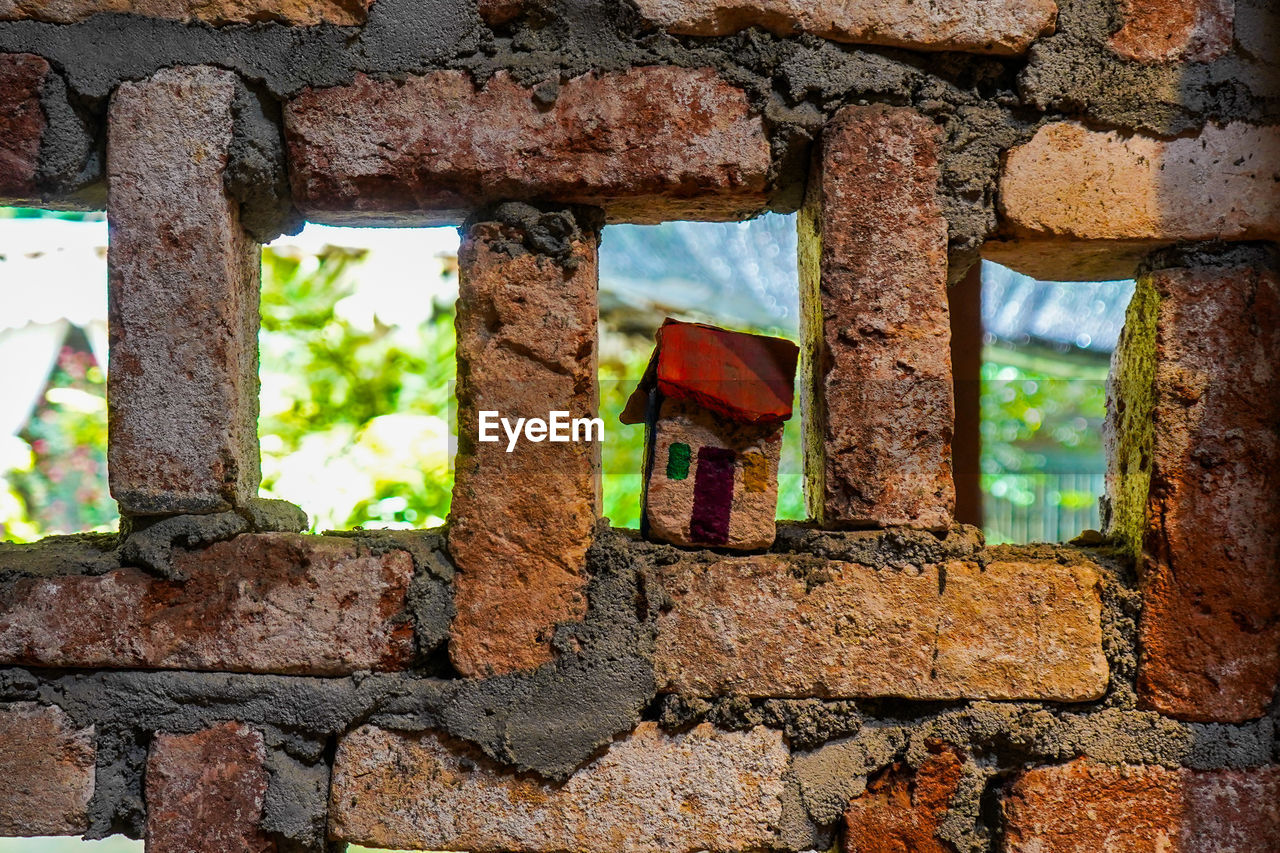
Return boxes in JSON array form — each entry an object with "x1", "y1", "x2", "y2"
[{"x1": 690, "y1": 446, "x2": 735, "y2": 545}]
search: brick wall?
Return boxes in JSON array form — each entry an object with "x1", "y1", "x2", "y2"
[{"x1": 0, "y1": 0, "x2": 1277, "y2": 850}]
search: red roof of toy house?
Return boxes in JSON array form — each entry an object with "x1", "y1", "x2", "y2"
[{"x1": 620, "y1": 320, "x2": 799, "y2": 426}]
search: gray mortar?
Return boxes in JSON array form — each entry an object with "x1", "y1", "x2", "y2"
[
  {"x1": 34, "y1": 64, "x2": 100, "y2": 205},
  {"x1": 115, "y1": 498, "x2": 308, "y2": 577},
  {"x1": 3, "y1": 525, "x2": 1278, "y2": 849},
  {"x1": 1021, "y1": 0, "x2": 1280, "y2": 135},
  {"x1": 227, "y1": 77, "x2": 303, "y2": 242},
  {"x1": 0, "y1": 0, "x2": 1275, "y2": 260},
  {"x1": 465, "y1": 200, "x2": 606, "y2": 269}
]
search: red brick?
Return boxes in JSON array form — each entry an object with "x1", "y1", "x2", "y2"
[
  {"x1": 107, "y1": 66, "x2": 262, "y2": 515},
  {"x1": 844, "y1": 743, "x2": 964, "y2": 853},
  {"x1": 146, "y1": 722, "x2": 274, "y2": 853},
  {"x1": 477, "y1": 0, "x2": 525, "y2": 25},
  {"x1": 0, "y1": 53, "x2": 47, "y2": 199},
  {"x1": 448, "y1": 218, "x2": 600, "y2": 676},
  {"x1": 0, "y1": 533, "x2": 414, "y2": 674},
  {"x1": 988, "y1": 122, "x2": 1280, "y2": 281},
  {"x1": 632, "y1": 0, "x2": 1058, "y2": 55},
  {"x1": 799, "y1": 104, "x2": 955, "y2": 530},
  {"x1": 0, "y1": 702, "x2": 95, "y2": 836},
  {"x1": 654, "y1": 551, "x2": 1108, "y2": 701},
  {"x1": 1104, "y1": 246, "x2": 1280, "y2": 722},
  {"x1": 1109, "y1": 0, "x2": 1234, "y2": 63},
  {"x1": 329, "y1": 722, "x2": 790, "y2": 852},
  {"x1": 283, "y1": 67, "x2": 771, "y2": 225},
  {"x1": 1003, "y1": 760, "x2": 1280, "y2": 853},
  {"x1": 0, "y1": 0, "x2": 370, "y2": 25}
]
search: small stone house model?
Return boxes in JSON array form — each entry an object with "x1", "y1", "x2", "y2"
[{"x1": 621, "y1": 319, "x2": 799, "y2": 550}]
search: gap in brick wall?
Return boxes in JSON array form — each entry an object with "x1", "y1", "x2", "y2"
[
  {"x1": 978, "y1": 260, "x2": 1135, "y2": 544},
  {"x1": 597, "y1": 214, "x2": 805, "y2": 529},
  {"x1": 0, "y1": 208, "x2": 1137, "y2": 546}
]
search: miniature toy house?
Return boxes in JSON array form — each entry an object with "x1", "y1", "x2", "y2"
[{"x1": 620, "y1": 319, "x2": 799, "y2": 550}]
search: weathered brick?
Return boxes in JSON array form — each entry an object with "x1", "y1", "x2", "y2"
[
  {"x1": 0, "y1": 0, "x2": 369, "y2": 26},
  {"x1": 799, "y1": 104, "x2": 955, "y2": 530},
  {"x1": 477, "y1": 0, "x2": 524, "y2": 25},
  {"x1": 0, "y1": 534, "x2": 414, "y2": 674},
  {"x1": 654, "y1": 551, "x2": 1108, "y2": 701},
  {"x1": 631, "y1": 0, "x2": 1057, "y2": 55},
  {"x1": 448, "y1": 215, "x2": 601, "y2": 677},
  {"x1": 1109, "y1": 0, "x2": 1234, "y2": 63},
  {"x1": 989, "y1": 121, "x2": 1280, "y2": 281},
  {"x1": 844, "y1": 743, "x2": 964, "y2": 853},
  {"x1": 1104, "y1": 245, "x2": 1280, "y2": 722},
  {"x1": 107, "y1": 66, "x2": 262, "y2": 515},
  {"x1": 0, "y1": 702, "x2": 95, "y2": 836},
  {"x1": 1003, "y1": 760, "x2": 1280, "y2": 852},
  {"x1": 146, "y1": 722, "x2": 274, "y2": 853},
  {"x1": 0, "y1": 53, "x2": 47, "y2": 199},
  {"x1": 329, "y1": 722, "x2": 790, "y2": 852},
  {"x1": 283, "y1": 67, "x2": 771, "y2": 225}
]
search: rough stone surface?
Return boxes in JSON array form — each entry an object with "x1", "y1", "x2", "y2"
[
  {"x1": 990, "y1": 122, "x2": 1280, "y2": 281},
  {"x1": 0, "y1": 52, "x2": 45, "y2": 199},
  {"x1": 799, "y1": 104, "x2": 955, "y2": 530},
  {"x1": 1104, "y1": 245, "x2": 1280, "y2": 723},
  {"x1": 843, "y1": 743, "x2": 964, "y2": 853},
  {"x1": 329, "y1": 722, "x2": 791, "y2": 852},
  {"x1": 107, "y1": 66, "x2": 262, "y2": 515},
  {"x1": 146, "y1": 722, "x2": 274, "y2": 853},
  {"x1": 0, "y1": 702, "x2": 94, "y2": 836},
  {"x1": 0, "y1": 0, "x2": 370, "y2": 25},
  {"x1": 631, "y1": 0, "x2": 1058, "y2": 55},
  {"x1": 284, "y1": 67, "x2": 772, "y2": 225},
  {"x1": 0, "y1": 533, "x2": 414, "y2": 674},
  {"x1": 448, "y1": 215, "x2": 600, "y2": 677},
  {"x1": 644, "y1": 399, "x2": 783, "y2": 550},
  {"x1": 1109, "y1": 0, "x2": 1234, "y2": 63},
  {"x1": 653, "y1": 551, "x2": 1108, "y2": 701},
  {"x1": 1003, "y1": 760, "x2": 1280, "y2": 852}
]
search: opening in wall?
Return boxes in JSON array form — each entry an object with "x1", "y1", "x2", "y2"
[
  {"x1": 976, "y1": 260, "x2": 1134, "y2": 544},
  {"x1": 258, "y1": 225, "x2": 458, "y2": 532},
  {"x1": 0, "y1": 208, "x2": 113, "y2": 542},
  {"x1": 597, "y1": 213, "x2": 804, "y2": 530}
]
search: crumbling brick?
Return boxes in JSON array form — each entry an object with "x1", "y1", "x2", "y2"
[
  {"x1": 654, "y1": 552, "x2": 1108, "y2": 701},
  {"x1": 107, "y1": 66, "x2": 263, "y2": 516},
  {"x1": 328, "y1": 722, "x2": 790, "y2": 852},
  {"x1": 0, "y1": 0, "x2": 370, "y2": 26},
  {"x1": 283, "y1": 67, "x2": 771, "y2": 225},
  {"x1": 1109, "y1": 0, "x2": 1234, "y2": 63},
  {"x1": 1003, "y1": 760, "x2": 1280, "y2": 852},
  {"x1": 447, "y1": 211, "x2": 601, "y2": 677},
  {"x1": 0, "y1": 702, "x2": 95, "y2": 837},
  {"x1": 989, "y1": 122, "x2": 1280, "y2": 281},
  {"x1": 630, "y1": 0, "x2": 1058, "y2": 55},
  {"x1": 0, "y1": 534, "x2": 414, "y2": 674},
  {"x1": 844, "y1": 742, "x2": 964, "y2": 853},
  {"x1": 146, "y1": 722, "x2": 275, "y2": 852},
  {"x1": 799, "y1": 104, "x2": 955, "y2": 530},
  {"x1": 1104, "y1": 244, "x2": 1280, "y2": 722},
  {"x1": 0, "y1": 53, "x2": 46, "y2": 199}
]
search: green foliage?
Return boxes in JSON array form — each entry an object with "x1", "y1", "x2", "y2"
[
  {"x1": 257, "y1": 245, "x2": 456, "y2": 531},
  {"x1": 980, "y1": 344, "x2": 1109, "y2": 543},
  {"x1": 2, "y1": 340, "x2": 115, "y2": 541}
]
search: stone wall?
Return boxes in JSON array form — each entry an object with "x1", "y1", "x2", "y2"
[{"x1": 0, "y1": 0, "x2": 1277, "y2": 850}]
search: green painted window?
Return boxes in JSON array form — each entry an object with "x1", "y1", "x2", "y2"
[{"x1": 666, "y1": 442, "x2": 691, "y2": 480}]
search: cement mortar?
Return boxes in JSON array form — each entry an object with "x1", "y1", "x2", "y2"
[
  {"x1": 4, "y1": 0, "x2": 1274, "y2": 261},
  {"x1": 3, "y1": 523, "x2": 1278, "y2": 848}
]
